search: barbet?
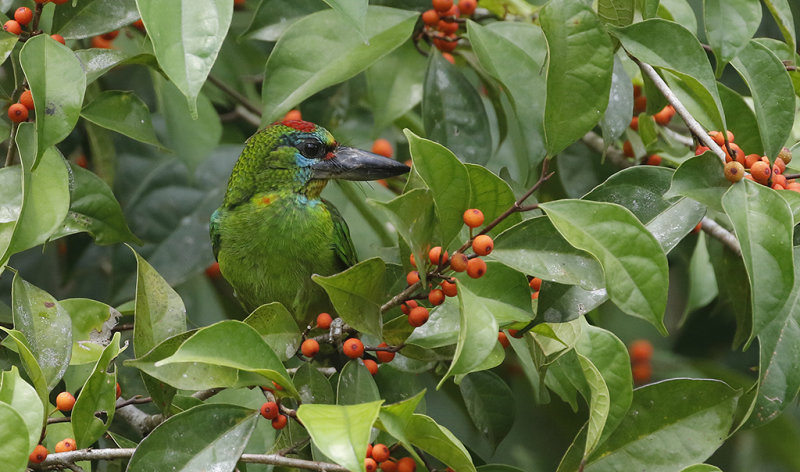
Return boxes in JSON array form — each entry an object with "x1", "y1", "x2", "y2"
[{"x1": 210, "y1": 120, "x2": 409, "y2": 321}]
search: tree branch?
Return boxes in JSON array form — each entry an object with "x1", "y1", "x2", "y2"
[
  {"x1": 207, "y1": 74, "x2": 263, "y2": 117},
  {"x1": 581, "y1": 131, "x2": 633, "y2": 168},
  {"x1": 700, "y1": 216, "x2": 741, "y2": 256}
]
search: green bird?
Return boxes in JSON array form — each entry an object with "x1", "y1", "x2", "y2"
[{"x1": 210, "y1": 120, "x2": 409, "y2": 321}]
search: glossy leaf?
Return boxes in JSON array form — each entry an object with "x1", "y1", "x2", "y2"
[
  {"x1": 321, "y1": 0, "x2": 368, "y2": 41},
  {"x1": 541, "y1": 0, "x2": 613, "y2": 156},
  {"x1": 722, "y1": 181, "x2": 794, "y2": 343},
  {"x1": 466, "y1": 164, "x2": 521, "y2": 235},
  {"x1": 658, "y1": 0, "x2": 698, "y2": 33},
  {"x1": 52, "y1": 0, "x2": 139, "y2": 39},
  {"x1": 458, "y1": 262, "x2": 533, "y2": 325},
  {"x1": 137, "y1": 0, "x2": 232, "y2": 117},
  {"x1": 293, "y1": 363, "x2": 334, "y2": 405},
  {"x1": 730, "y1": 40, "x2": 795, "y2": 159},
  {"x1": 337, "y1": 360, "x2": 380, "y2": 405},
  {"x1": 0, "y1": 367, "x2": 44, "y2": 451},
  {"x1": 459, "y1": 371, "x2": 514, "y2": 450},
  {"x1": 0, "y1": 329, "x2": 48, "y2": 414},
  {"x1": 602, "y1": 57, "x2": 635, "y2": 143},
  {"x1": 81, "y1": 91, "x2": 162, "y2": 147},
  {"x1": 72, "y1": 333, "x2": 121, "y2": 448},
  {"x1": 665, "y1": 152, "x2": 729, "y2": 213},
  {"x1": 51, "y1": 163, "x2": 140, "y2": 245},
  {"x1": 19, "y1": 35, "x2": 86, "y2": 165},
  {"x1": 763, "y1": 0, "x2": 796, "y2": 52},
  {"x1": 313, "y1": 258, "x2": 385, "y2": 338},
  {"x1": 243, "y1": 302, "x2": 301, "y2": 361},
  {"x1": 127, "y1": 403, "x2": 258, "y2": 472},
  {"x1": 405, "y1": 130, "x2": 471, "y2": 246},
  {"x1": 597, "y1": 0, "x2": 634, "y2": 26},
  {"x1": 366, "y1": 42, "x2": 426, "y2": 132},
  {"x1": 423, "y1": 50, "x2": 492, "y2": 165},
  {"x1": 261, "y1": 6, "x2": 416, "y2": 123},
  {"x1": 0, "y1": 403, "x2": 28, "y2": 470},
  {"x1": 75, "y1": 49, "x2": 158, "y2": 85},
  {"x1": 703, "y1": 0, "x2": 761, "y2": 71},
  {"x1": 680, "y1": 466, "x2": 722, "y2": 472},
  {"x1": 537, "y1": 282, "x2": 608, "y2": 324},
  {"x1": 297, "y1": 401, "x2": 383, "y2": 472},
  {"x1": 541, "y1": 200, "x2": 669, "y2": 334},
  {"x1": 0, "y1": 32, "x2": 16, "y2": 68},
  {"x1": 60, "y1": 298, "x2": 121, "y2": 365},
  {"x1": 242, "y1": 0, "x2": 323, "y2": 41},
  {"x1": 718, "y1": 83, "x2": 762, "y2": 156},
  {"x1": 12, "y1": 273, "x2": 72, "y2": 389}
]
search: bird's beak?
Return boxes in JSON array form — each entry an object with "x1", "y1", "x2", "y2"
[{"x1": 311, "y1": 146, "x2": 410, "y2": 181}]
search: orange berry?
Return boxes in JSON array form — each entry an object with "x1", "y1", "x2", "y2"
[
  {"x1": 695, "y1": 145, "x2": 710, "y2": 156},
  {"x1": 91, "y1": 36, "x2": 113, "y2": 48},
  {"x1": 441, "y1": 4, "x2": 459, "y2": 17},
  {"x1": 372, "y1": 444, "x2": 390, "y2": 462},
  {"x1": 692, "y1": 222, "x2": 702, "y2": 234},
  {"x1": 396, "y1": 457, "x2": 417, "y2": 472},
  {"x1": 633, "y1": 95, "x2": 647, "y2": 114},
  {"x1": 429, "y1": 246, "x2": 448, "y2": 265},
  {"x1": 205, "y1": 261, "x2": 221, "y2": 279},
  {"x1": 19, "y1": 90, "x2": 34, "y2": 110},
  {"x1": 432, "y1": 0, "x2": 453, "y2": 12},
  {"x1": 463, "y1": 208, "x2": 484, "y2": 228},
  {"x1": 438, "y1": 19, "x2": 458, "y2": 35},
  {"x1": 441, "y1": 278, "x2": 457, "y2": 297},
  {"x1": 400, "y1": 299, "x2": 418, "y2": 315},
  {"x1": 29, "y1": 444, "x2": 48, "y2": 463},
  {"x1": 56, "y1": 391, "x2": 76, "y2": 412},
  {"x1": 622, "y1": 140, "x2": 634, "y2": 157},
  {"x1": 629, "y1": 339, "x2": 654, "y2": 363},
  {"x1": 629, "y1": 116, "x2": 638, "y2": 131},
  {"x1": 343, "y1": 338, "x2": 364, "y2": 358},
  {"x1": 8, "y1": 103, "x2": 28, "y2": 122},
  {"x1": 508, "y1": 329, "x2": 522, "y2": 338},
  {"x1": 14, "y1": 7, "x2": 33, "y2": 26},
  {"x1": 772, "y1": 173, "x2": 787, "y2": 188},
  {"x1": 272, "y1": 381, "x2": 284, "y2": 391},
  {"x1": 529, "y1": 277, "x2": 542, "y2": 291},
  {"x1": 631, "y1": 363, "x2": 652, "y2": 385},
  {"x1": 366, "y1": 443, "x2": 374, "y2": 458},
  {"x1": 116, "y1": 382, "x2": 121, "y2": 399},
  {"x1": 433, "y1": 34, "x2": 458, "y2": 52},
  {"x1": 724, "y1": 161, "x2": 744, "y2": 183},
  {"x1": 51, "y1": 34, "x2": 65, "y2": 45},
  {"x1": 375, "y1": 343, "x2": 395, "y2": 363},
  {"x1": 284, "y1": 109, "x2": 302, "y2": 121},
  {"x1": 633, "y1": 84, "x2": 642, "y2": 98},
  {"x1": 406, "y1": 270, "x2": 420, "y2": 285},
  {"x1": 459, "y1": 0, "x2": 477, "y2": 15},
  {"x1": 317, "y1": 312, "x2": 332, "y2": 329},
  {"x1": 428, "y1": 288, "x2": 445, "y2": 306},
  {"x1": 260, "y1": 401, "x2": 279, "y2": 419},
  {"x1": 3, "y1": 20, "x2": 21, "y2": 35},
  {"x1": 531, "y1": 291, "x2": 539, "y2": 300},
  {"x1": 380, "y1": 460, "x2": 399, "y2": 472},
  {"x1": 466, "y1": 257, "x2": 487, "y2": 278},
  {"x1": 773, "y1": 183, "x2": 785, "y2": 190},
  {"x1": 363, "y1": 359, "x2": 379, "y2": 375},
  {"x1": 366, "y1": 457, "x2": 378, "y2": 472},
  {"x1": 472, "y1": 234, "x2": 493, "y2": 256},
  {"x1": 787, "y1": 182, "x2": 800, "y2": 192},
  {"x1": 372, "y1": 138, "x2": 393, "y2": 158},
  {"x1": 498, "y1": 331, "x2": 509, "y2": 348},
  {"x1": 750, "y1": 161, "x2": 771, "y2": 185},
  {"x1": 708, "y1": 131, "x2": 725, "y2": 146},
  {"x1": 55, "y1": 438, "x2": 76, "y2": 453},
  {"x1": 645, "y1": 154, "x2": 661, "y2": 166},
  {"x1": 653, "y1": 105, "x2": 674, "y2": 126},
  {"x1": 272, "y1": 414, "x2": 288, "y2": 429},
  {"x1": 744, "y1": 153, "x2": 761, "y2": 169},
  {"x1": 778, "y1": 146, "x2": 792, "y2": 165},
  {"x1": 101, "y1": 30, "x2": 119, "y2": 40},
  {"x1": 450, "y1": 252, "x2": 468, "y2": 272},
  {"x1": 774, "y1": 157, "x2": 787, "y2": 174},
  {"x1": 133, "y1": 19, "x2": 145, "y2": 30},
  {"x1": 422, "y1": 9, "x2": 440, "y2": 26},
  {"x1": 409, "y1": 253, "x2": 416, "y2": 267},
  {"x1": 408, "y1": 306, "x2": 429, "y2": 327},
  {"x1": 301, "y1": 338, "x2": 320, "y2": 357}
]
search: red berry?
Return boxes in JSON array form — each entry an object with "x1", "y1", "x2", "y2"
[
  {"x1": 116, "y1": 382, "x2": 121, "y2": 399},
  {"x1": 645, "y1": 154, "x2": 662, "y2": 166},
  {"x1": 366, "y1": 443, "x2": 373, "y2": 458},
  {"x1": 724, "y1": 161, "x2": 745, "y2": 183},
  {"x1": 205, "y1": 261, "x2": 221, "y2": 279},
  {"x1": 629, "y1": 116, "x2": 639, "y2": 131},
  {"x1": 343, "y1": 338, "x2": 365, "y2": 359},
  {"x1": 284, "y1": 109, "x2": 301, "y2": 121},
  {"x1": 428, "y1": 288, "x2": 445, "y2": 306},
  {"x1": 422, "y1": 9, "x2": 440, "y2": 26},
  {"x1": 101, "y1": 30, "x2": 119, "y2": 40},
  {"x1": 622, "y1": 140, "x2": 634, "y2": 157},
  {"x1": 363, "y1": 359, "x2": 378, "y2": 375},
  {"x1": 450, "y1": 253, "x2": 468, "y2": 272},
  {"x1": 433, "y1": 34, "x2": 458, "y2": 52},
  {"x1": 366, "y1": 458, "x2": 378, "y2": 472},
  {"x1": 695, "y1": 145, "x2": 710, "y2": 156},
  {"x1": 3, "y1": 20, "x2": 21, "y2": 35},
  {"x1": 442, "y1": 52, "x2": 455, "y2": 64},
  {"x1": 56, "y1": 391, "x2": 76, "y2": 412},
  {"x1": 438, "y1": 19, "x2": 458, "y2": 34},
  {"x1": 19, "y1": 90, "x2": 34, "y2": 110},
  {"x1": 14, "y1": 7, "x2": 33, "y2": 26},
  {"x1": 750, "y1": 161, "x2": 771, "y2": 185},
  {"x1": 653, "y1": 105, "x2": 674, "y2": 126},
  {"x1": 441, "y1": 278, "x2": 457, "y2": 297},
  {"x1": 91, "y1": 36, "x2": 113, "y2": 49},
  {"x1": 432, "y1": 0, "x2": 453, "y2": 12},
  {"x1": 459, "y1": 0, "x2": 477, "y2": 15},
  {"x1": 629, "y1": 339, "x2": 654, "y2": 363},
  {"x1": 29, "y1": 444, "x2": 48, "y2": 463},
  {"x1": 472, "y1": 234, "x2": 493, "y2": 256},
  {"x1": 372, "y1": 138, "x2": 393, "y2": 158},
  {"x1": 8, "y1": 103, "x2": 28, "y2": 122},
  {"x1": 744, "y1": 154, "x2": 761, "y2": 169},
  {"x1": 317, "y1": 312, "x2": 332, "y2": 329},
  {"x1": 400, "y1": 299, "x2": 418, "y2": 315},
  {"x1": 272, "y1": 414, "x2": 288, "y2": 429},
  {"x1": 396, "y1": 457, "x2": 417, "y2": 472},
  {"x1": 372, "y1": 444, "x2": 390, "y2": 462},
  {"x1": 463, "y1": 208, "x2": 484, "y2": 227},
  {"x1": 408, "y1": 306, "x2": 429, "y2": 327},
  {"x1": 498, "y1": 331, "x2": 509, "y2": 348},
  {"x1": 632, "y1": 363, "x2": 652, "y2": 385},
  {"x1": 380, "y1": 460, "x2": 399, "y2": 472},
  {"x1": 633, "y1": 95, "x2": 647, "y2": 114},
  {"x1": 406, "y1": 270, "x2": 420, "y2": 285},
  {"x1": 466, "y1": 257, "x2": 487, "y2": 278},
  {"x1": 428, "y1": 246, "x2": 448, "y2": 265},
  {"x1": 132, "y1": 19, "x2": 145, "y2": 30},
  {"x1": 260, "y1": 401, "x2": 279, "y2": 420},
  {"x1": 375, "y1": 342, "x2": 395, "y2": 363},
  {"x1": 529, "y1": 277, "x2": 542, "y2": 291},
  {"x1": 301, "y1": 339, "x2": 320, "y2": 357},
  {"x1": 55, "y1": 438, "x2": 76, "y2": 453},
  {"x1": 51, "y1": 34, "x2": 65, "y2": 45}
]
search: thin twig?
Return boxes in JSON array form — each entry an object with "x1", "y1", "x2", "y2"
[
  {"x1": 111, "y1": 323, "x2": 134, "y2": 332},
  {"x1": 4, "y1": 121, "x2": 18, "y2": 167},
  {"x1": 783, "y1": 173, "x2": 799, "y2": 180},
  {"x1": 380, "y1": 281, "x2": 422, "y2": 313},
  {"x1": 700, "y1": 216, "x2": 741, "y2": 256},
  {"x1": 580, "y1": 131, "x2": 633, "y2": 168},
  {"x1": 207, "y1": 74, "x2": 262, "y2": 116}
]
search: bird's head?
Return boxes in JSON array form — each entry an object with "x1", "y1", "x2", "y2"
[{"x1": 223, "y1": 120, "x2": 410, "y2": 207}]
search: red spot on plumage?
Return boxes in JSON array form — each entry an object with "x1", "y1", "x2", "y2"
[
  {"x1": 325, "y1": 151, "x2": 334, "y2": 160},
  {"x1": 280, "y1": 120, "x2": 316, "y2": 132},
  {"x1": 261, "y1": 196, "x2": 271, "y2": 205}
]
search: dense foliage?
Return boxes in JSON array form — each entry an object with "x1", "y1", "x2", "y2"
[{"x1": 1, "y1": 0, "x2": 800, "y2": 471}]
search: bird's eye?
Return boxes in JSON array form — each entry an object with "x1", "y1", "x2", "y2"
[{"x1": 298, "y1": 140, "x2": 326, "y2": 160}]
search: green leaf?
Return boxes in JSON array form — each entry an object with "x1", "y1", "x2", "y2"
[
  {"x1": 719, "y1": 83, "x2": 762, "y2": 156},
  {"x1": 243, "y1": 303, "x2": 301, "y2": 361},
  {"x1": 19, "y1": 35, "x2": 86, "y2": 165},
  {"x1": 127, "y1": 403, "x2": 259, "y2": 472},
  {"x1": 541, "y1": 200, "x2": 669, "y2": 334},
  {"x1": 665, "y1": 152, "x2": 730, "y2": 213},
  {"x1": 680, "y1": 466, "x2": 722, "y2": 472},
  {"x1": 321, "y1": 0, "x2": 368, "y2": 41},
  {"x1": 0, "y1": 367, "x2": 44, "y2": 451},
  {"x1": 491, "y1": 216, "x2": 605, "y2": 290},
  {"x1": 293, "y1": 363, "x2": 334, "y2": 405},
  {"x1": 459, "y1": 371, "x2": 514, "y2": 451},
  {"x1": 581, "y1": 379, "x2": 739, "y2": 471},
  {"x1": 703, "y1": 0, "x2": 761, "y2": 71},
  {"x1": 81, "y1": 91, "x2": 162, "y2": 147},
  {"x1": 313, "y1": 258, "x2": 385, "y2": 338},
  {"x1": 763, "y1": 0, "x2": 796, "y2": 52},
  {"x1": 12, "y1": 273, "x2": 72, "y2": 390},
  {"x1": 72, "y1": 333, "x2": 121, "y2": 448},
  {"x1": 707, "y1": 236, "x2": 752, "y2": 349},
  {"x1": 423, "y1": 50, "x2": 493, "y2": 165},
  {"x1": 0, "y1": 32, "x2": 17, "y2": 68},
  {"x1": 0, "y1": 402, "x2": 29, "y2": 470},
  {"x1": 366, "y1": 42, "x2": 426, "y2": 132},
  {"x1": 537, "y1": 282, "x2": 608, "y2": 324},
  {"x1": 540, "y1": 0, "x2": 614, "y2": 156},
  {"x1": 730, "y1": 40, "x2": 795, "y2": 159},
  {"x1": 576, "y1": 353, "x2": 610, "y2": 456},
  {"x1": 241, "y1": 0, "x2": 323, "y2": 41},
  {"x1": 466, "y1": 164, "x2": 521, "y2": 236},
  {"x1": 137, "y1": 0, "x2": 232, "y2": 117},
  {"x1": 612, "y1": 19, "x2": 725, "y2": 132},
  {"x1": 154, "y1": 320, "x2": 297, "y2": 397},
  {"x1": 297, "y1": 401, "x2": 383, "y2": 472},
  {"x1": 75, "y1": 49, "x2": 158, "y2": 85},
  {"x1": 60, "y1": 298, "x2": 121, "y2": 365},
  {"x1": 602, "y1": 57, "x2": 635, "y2": 143},
  {"x1": 261, "y1": 6, "x2": 416, "y2": 123},
  {"x1": 598, "y1": 0, "x2": 634, "y2": 26},
  {"x1": 404, "y1": 130, "x2": 471, "y2": 247},
  {"x1": 0, "y1": 329, "x2": 49, "y2": 416},
  {"x1": 722, "y1": 181, "x2": 795, "y2": 343},
  {"x1": 52, "y1": 0, "x2": 139, "y2": 39},
  {"x1": 467, "y1": 20, "x2": 547, "y2": 178},
  {"x1": 657, "y1": 0, "x2": 697, "y2": 33},
  {"x1": 337, "y1": 360, "x2": 380, "y2": 405},
  {"x1": 458, "y1": 262, "x2": 533, "y2": 325},
  {"x1": 50, "y1": 163, "x2": 140, "y2": 245}
]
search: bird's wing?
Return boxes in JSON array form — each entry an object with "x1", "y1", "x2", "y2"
[
  {"x1": 325, "y1": 200, "x2": 358, "y2": 268},
  {"x1": 210, "y1": 208, "x2": 223, "y2": 261}
]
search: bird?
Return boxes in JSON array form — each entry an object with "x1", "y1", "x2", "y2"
[{"x1": 210, "y1": 120, "x2": 409, "y2": 322}]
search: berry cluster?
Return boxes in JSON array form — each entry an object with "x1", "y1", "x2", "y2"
[
  {"x1": 622, "y1": 82, "x2": 676, "y2": 166},
  {"x1": 8, "y1": 88, "x2": 33, "y2": 123},
  {"x1": 420, "y1": 0, "x2": 478, "y2": 61},
  {"x1": 364, "y1": 443, "x2": 420, "y2": 472},
  {"x1": 705, "y1": 131, "x2": 796, "y2": 190},
  {"x1": 259, "y1": 400, "x2": 288, "y2": 430},
  {"x1": 91, "y1": 29, "x2": 120, "y2": 49},
  {"x1": 4, "y1": 4, "x2": 66, "y2": 44},
  {"x1": 629, "y1": 339, "x2": 653, "y2": 386}
]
